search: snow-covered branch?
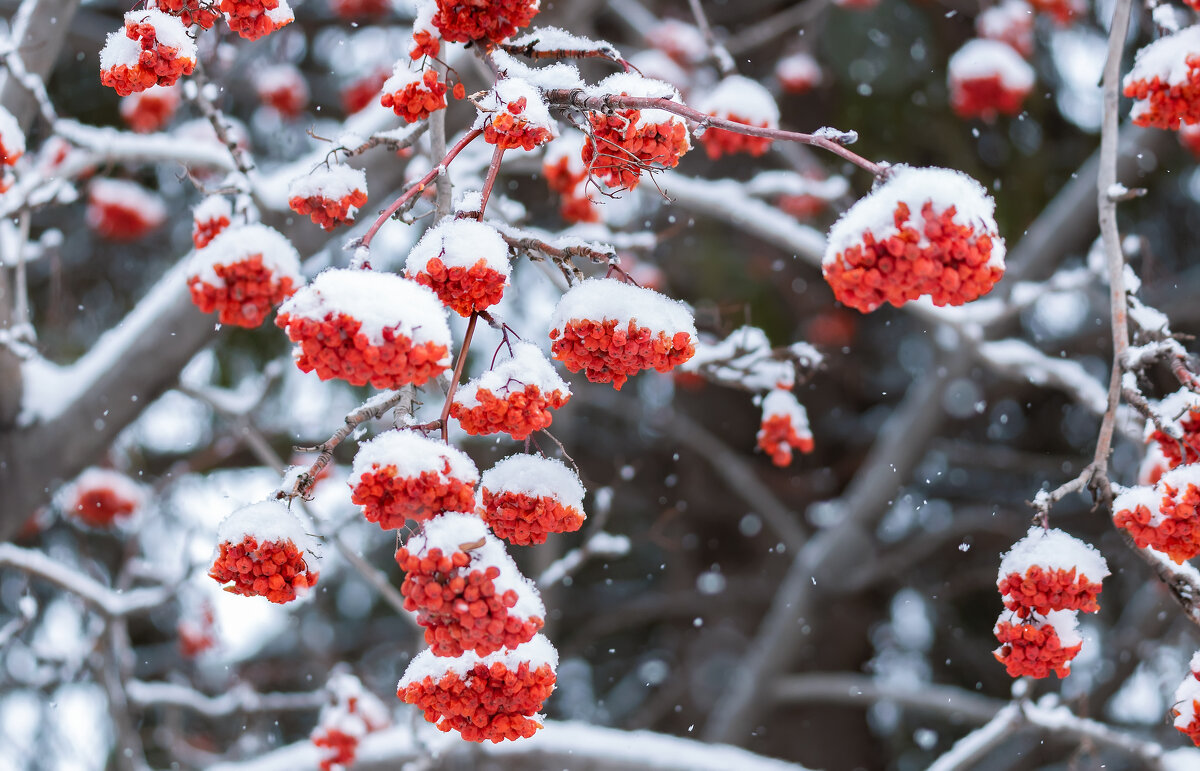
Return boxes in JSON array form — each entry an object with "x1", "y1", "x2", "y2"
[
  {"x1": 0, "y1": 543, "x2": 172, "y2": 617},
  {"x1": 127, "y1": 680, "x2": 327, "y2": 718}
]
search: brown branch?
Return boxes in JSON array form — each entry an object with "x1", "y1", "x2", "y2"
[
  {"x1": 440, "y1": 312, "x2": 478, "y2": 443},
  {"x1": 476, "y1": 144, "x2": 505, "y2": 220},
  {"x1": 288, "y1": 390, "x2": 409, "y2": 499}
]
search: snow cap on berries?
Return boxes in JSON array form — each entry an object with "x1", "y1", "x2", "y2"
[
  {"x1": 695, "y1": 74, "x2": 780, "y2": 127},
  {"x1": 477, "y1": 77, "x2": 557, "y2": 151},
  {"x1": 187, "y1": 223, "x2": 302, "y2": 289},
  {"x1": 0, "y1": 105, "x2": 27, "y2": 165},
  {"x1": 405, "y1": 218, "x2": 511, "y2": 316},
  {"x1": 311, "y1": 670, "x2": 390, "y2": 771},
  {"x1": 86, "y1": 179, "x2": 168, "y2": 241},
  {"x1": 349, "y1": 431, "x2": 478, "y2": 527},
  {"x1": 192, "y1": 195, "x2": 233, "y2": 249},
  {"x1": 997, "y1": 526, "x2": 1110, "y2": 587},
  {"x1": 549, "y1": 278, "x2": 697, "y2": 345},
  {"x1": 100, "y1": 10, "x2": 197, "y2": 96},
  {"x1": 1145, "y1": 387, "x2": 1200, "y2": 469},
  {"x1": 256, "y1": 64, "x2": 309, "y2": 118},
  {"x1": 452, "y1": 341, "x2": 571, "y2": 440},
  {"x1": 222, "y1": 0, "x2": 294, "y2": 41},
  {"x1": 187, "y1": 223, "x2": 303, "y2": 327},
  {"x1": 947, "y1": 39, "x2": 1035, "y2": 120},
  {"x1": 587, "y1": 72, "x2": 689, "y2": 139},
  {"x1": 647, "y1": 19, "x2": 707, "y2": 65},
  {"x1": 410, "y1": 0, "x2": 440, "y2": 59},
  {"x1": 976, "y1": 0, "x2": 1035, "y2": 57},
  {"x1": 380, "y1": 64, "x2": 447, "y2": 123},
  {"x1": 287, "y1": 164, "x2": 369, "y2": 231},
  {"x1": 62, "y1": 468, "x2": 146, "y2": 528},
  {"x1": 482, "y1": 454, "x2": 585, "y2": 511},
  {"x1": 1174, "y1": 664, "x2": 1200, "y2": 744},
  {"x1": 996, "y1": 526, "x2": 1109, "y2": 615},
  {"x1": 776, "y1": 52, "x2": 823, "y2": 93},
  {"x1": 1123, "y1": 25, "x2": 1200, "y2": 129},
  {"x1": 210, "y1": 499, "x2": 318, "y2": 604},
  {"x1": 480, "y1": 453, "x2": 585, "y2": 544},
  {"x1": 757, "y1": 389, "x2": 814, "y2": 467},
  {"x1": 216, "y1": 499, "x2": 315, "y2": 553}
]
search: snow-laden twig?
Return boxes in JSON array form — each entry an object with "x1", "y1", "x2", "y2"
[
  {"x1": 127, "y1": 680, "x2": 327, "y2": 718},
  {"x1": 978, "y1": 339, "x2": 1108, "y2": 415},
  {"x1": 687, "y1": 0, "x2": 737, "y2": 77},
  {"x1": 926, "y1": 702, "x2": 1023, "y2": 771},
  {"x1": 0, "y1": 543, "x2": 172, "y2": 617},
  {"x1": 538, "y1": 532, "x2": 631, "y2": 587},
  {"x1": 771, "y1": 672, "x2": 1005, "y2": 723}
]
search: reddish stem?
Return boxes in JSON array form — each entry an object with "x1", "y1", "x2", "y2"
[
  {"x1": 360, "y1": 128, "x2": 483, "y2": 249},
  {"x1": 440, "y1": 311, "x2": 479, "y2": 443},
  {"x1": 477, "y1": 144, "x2": 506, "y2": 220}
]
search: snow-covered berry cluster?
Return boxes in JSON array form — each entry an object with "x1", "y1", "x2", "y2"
[
  {"x1": 310, "y1": 671, "x2": 390, "y2": 771},
  {"x1": 149, "y1": 0, "x2": 220, "y2": 28},
  {"x1": 395, "y1": 512, "x2": 545, "y2": 657},
  {"x1": 86, "y1": 179, "x2": 167, "y2": 241},
  {"x1": 976, "y1": 0, "x2": 1034, "y2": 58},
  {"x1": 775, "y1": 52, "x2": 823, "y2": 94},
  {"x1": 1123, "y1": 27, "x2": 1200, "y2": 131},
  {"x1": 100, "y1": 10, "x2": 197, "y2": 96},
  {"x1": 62, "y1": 468, "x2": 145, "y2": 528},
  {"x1": 480, "y1": 454, "x2": 585, "y2": 545},
  {"x1": 349, "y1": 431, "x2": 478, "y2": 530},
  {"x1": 288, "y1": 165, "x2": 368, "y2": 231},
  {"x1": 543, "y1": 134, "x2": 599, "y2": 223},
  {"x1": 1146, "y1": 389, "x2": 1200, "y2": 470},
  {"x1": 549, "y1": 278, "x2": 698, "y2": 390},
  {"x1": 822, "y1": 165, "x2": 1006, "y2": 313},
  {"x1": 581, "y1": 74, "x2": 691, "y2": 189},
  {"x1": 410, "y1": 4, "x2": 440, "y2": 59},
  {"x1": 947, "y1": 39, "x2": 1034, "y2": 121},
  {"x1": 431, "y1": 0, "x2": 539, "y2": 46},
  {"x1": 450, "y1": 342, "x2": 570, "y2": 441},
  {"x1": 192, "y1": 195, "x2": 232, "y2": 249},
  {"x1": 993, "y1": 527, "x2": 1108, "y2": 679},
  {"x1": 208, "y1": 501, "x2": 318, "y2": 604},
  {"x1": 398, "y1": 635, "x2": 557, "y2": 743},
  {"x1": 119, "y1": 85, "x2": 180, "y2": 133},
  {"x1": 380, "y1": 66, "x2": 448, "y2": 123},
  {"x1": 1114, "y1": 467, "x2": 1200, "y2": 564},
  {"x1": 1173, "y1": 653, "x2": 1200, "y2": 747},
  {"x1": 695, "y1": 75, "x2": 779, "y2": 159},
  {"x1": 405, "y1": 219, "x2": 511, "y2": 316},
  {"x1": 177, "y1": 602, "x2": 217, "y2": 658},
  {"x1": 276, "y1": 269, "x2": 452, "y2": 388},
  {"x1": 221, "y1": 0, "x2": 294, "y2": 41},
  {"x1": 256, "y1": 65, "x2": 309, "y2": 119},
  {"x1": 479, "y1": 80, "x2": 556, "y2": 151},
  {"x1": 187, "y1": 223, "x2": 303, "y2": 328},
  {"x1": 756, "y1": 389, "x2": 814, "y2": 467},
  {"x1": 328, "y1": 0, "x2": 389, "y2": 19}
]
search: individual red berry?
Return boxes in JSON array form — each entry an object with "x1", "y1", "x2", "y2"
[
  {"x1": 480, "y1": 454, "x2": 585, "y2": 546},
  {"x1": 1124, "y1": 27, "x2": 1200, "y2": 130},
  {"x1": 431, "y1": 0, "x2": 539, "y2": 46},
  {"x1": 208, "y1": 501, "x2": 318, "y2": 604},
  {"x1": 395, "y1": 512, "x2": 545, "y2": 657},
  {"x1": 549, "y1": 278, "x2": 698, "y2": 390},
  {"x1": 695, "y1": 75, "x2": 779, "y2": 159},
  {"x1": 99, "y1": 10, "x2": 197, "y2": 96},
  {"x1": 380, "y1": 67, "x2": 447, "y2": 123},
  {"x1": 995, "y1": 526, "x2": 1109, "y2": 617},
  {"x1": 349, "y1": 431, "x2": 478, "y2": 529},
  {"x1": 450, "y1": 342, "x2": 571, "y2": 441},
  {"x1": 948, "y1": 39, "x2": 1035, "y2": 121},
  {"x1": 976, "y1": 0, "x2": 1034, "y2": 58},
  {"x1": 405, "y1": 219, "x2": 510, "y2": 316},
  {"x1": 275, "y1": 269, "x2": 453, "y2": 388},
  {"x1": 86, "y1": 179, "x2": 167, "y2": 241},
  {"x1": 187, "y1": 224, "x2": 302, "y2": 328},
  {"x1": 1114, "y1": 469, "x2": 1200, "y2": 564},
  {"x1": 61, "y1": 468, "x2": 145, "y2": 528},
  {"x1": 993, "y1": 610, "x2": 1083, "y2": 679},
  {"x1": 756, "y1": 389, "x2": 814, "y2": 467},
  {"x1": 823, "y1": 165, "x2": 1005, "y2": 312},
  {"x1": 581, "y1": 73, "x2": 691, "y2": 189},
  {"x1": 288, "y1": 165, "x2": 368, "y2": 231}
]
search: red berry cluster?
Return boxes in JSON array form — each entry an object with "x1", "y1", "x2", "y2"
[
  {"x1": 351, "y1": 466, "x2": 476, "y2": 530},
  {"x1": 1150, "y1": 410, "x2": 1200, "y2": 469},
  {"x1": 328, "y1": 0, "x2": 389, "y2": 19},
  {"x1": 275, "y1": 311, "x2": 450, "y2": 388},
  {"x1": 1028, "y1": 0, "x2": 1083, "y2": 24},
  {"x1": 208, "y1": 536, "x2": 318, "y2": 604},
  {"x1": 343, "y1": 70, "x2": 389, "y2": 115},
  {"x1": 779, "y1": 194, "x2": 826, "y2": 220},
  {"x1": 101, "y1": 18, "x2": 196, "y2": 96},
  {"x1": 410, "y1": 258, "x2": 508, "y2": 317},
  {"x1": 152, "y1": 0, "x2": 219, "y2": 28},
  {"x1": 550, "y1": 319, "x2": 697, "y2": 390},
  {"x1": 1174, "y1": 659, "x2": 1200, "y2": 747},
  {"x1": 188, "y1": 255, "x2": 298, "y2": 328},
  {"x1": 193, "y1": 213, "x2": 229, "y2": 250},
  {"x1": 70, "y1": 485, "x2": 139, "y2": 528},
  {"x1": 311, "y1": 729, "x2": 356, "y2": 771},
  {"x1": 289, "y1": 188, "x2": 367, "y2": 232},
  {"x1": 582, "y1": 110, "x2": 690, "y2": 188},
  {"x1": 87, "y1": 191, "x2": 164, "y2": 242},
  {"x1": 0, "y1": 138, "x2": 20, "y2": 167},
  {"x1": 950, "y1": 75, "x2": 1029, "y2": 120},
  {"x1": 411, "y1": 29, "x2": 440, "y2": 60},
  {"x1": 756, "y1": 414, "x2": 814, "y2": 468},
  {"x1": 177, "y1": 604, "x2": 216, "y2": 658},
  {"x1": 396, "y1": 546, "x2": 544, "y2": 657},
  {"x1": 992, "y1": 617, "x2": 1082, "y2": 679},
  {"x1": 997, "y1": 566, "x2": 1103, "y2": 617},
  {"x1": 257, "y1": 69, "x2": 309, "y2": 119},
  {"x1": 220, "y1": 0, "x2": 291, "y2": 41},
  {"x1": 120, "y1": 87, "x2": 180, "y2": 133},
  {"x1": 699, "y1": 119, "x2": 772, "y2": 160},
  {"x1": 1124, "y1": 55, "x2": 1200, "y2": 130},
  {"x1": 451, "y1": 384, "x2": 569, "y2": 441},
  {"x1": 381, "y1": 69, "x2": 447, "y2": 123},
  {"x1": 432, "y1": 0, "x2": 539, "y2": 46},
  {"x1": 824, "y1": 201, "x2": 1003, "y2": 313},
  {"x1": 1115, "y1": 480, "x2": 1200, "y2": 564},
  {"x1": 1177, "y1": 705, "x2": 1200, "y2": 748},
  {"x1": 481, "y1": 490, "x2": 584, "y2": 546},
  {"x1": 484, "y1": 97, "x2": 554, "y2": 151},
  {"x1": 543, "y1": 150, "x2": 599, "y2": 223}
]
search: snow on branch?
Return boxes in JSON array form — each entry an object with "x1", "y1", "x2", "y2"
[
  {"x1": 978, "y1": 339, "x2": 1108, "y2": 414},
  {"x1": 126, "y1": 680, "x2": 327, "y2": 718},
  {"x1": 537, "y1": 531, "x2": 630, "y2": 588},
  {"x1": 0, "y1": 543, "x2": 172, "y2": 617}
]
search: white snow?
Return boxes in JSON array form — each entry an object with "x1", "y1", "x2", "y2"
[
  {"x1": 277, "y1": 269, "x2": 452, "y2": 350},
  {"x1": 681, "y1": 326, "x2": 798, "y2": 391},
  {"x1": 1176, "y1": 673, "x2": 1200, "y2": 730},
  {"x1": 103, "y1": 10, "x2": 196, "y2": 70},
  {"x1": 824, "y1": 165, "x2": 1005, "y2": 269},
  {"x1": 215, "y1": 499, "x2": 315, "y2": 552},
  {"x1": 405, "y1": 218, "x2": 512, "y2": 275},
  {"x1": 187, "y1": 223, "x2": 303, "y2": 287},
  {"x1": 1042, "y1": 609, "x2": 1083, "y2": 648},
  {"x1": 399, "y1": 632, "x2": 558, "y2": 687},
  {"x1": 761, "y1": 389, "x2": 810, "y2": 434},
  {"x1": 491, "y1": 49, "x2": 585, "y2": 91},
  {"x1": 194, "y1": 194, "x2": 232, "y2": 225},
  {"x1": 997, "y1": 526, "x2": 1110, "y2": 583},
  {"x1": 1190, "y1": 650, "x2": 1200, "y2": 675},
  {"x1": 626, "y1": 50, "x2": 689, "y2": 89},
  {"x1": 382, "y1": 61, "x2": 427, "y2": 94},
  {"x1": 257, "y1": 64, "x2": 306, "y2": 96},
  {"x1": 1148, "y1": 388, "x2": 1200, "y2": 441},
  {"x1": 400, "y1": 511, "x2": 546, "y2": 621},
  {"x1": 1124, "y1": 25, "x2": 1200, "y2": 89},
  {"x1": 1112, "y1": 484, "x2": 1162, "y2": 525},
  {"x1": 0, "y1": 105, "x2": 26, "y2": 159},
  {"x1": 976, "y1": 1, "x2": 1033, "y2": 48},
  {"x1": 588, "y1": 72, "x2": 690, "y2": 138},
  {"x1": 745, "y1": 170, "x2": 849, "y2": 201},
  {"x1": 288, "y1": 164, "x2": 367, "y2": 201},
  {"x1": 776, "y1": 52, "x2": 823, "y2": 89},
  {"x1": 264, "y1": 0, "x2": 294, "y2": 26},
  {"x1": 948, "y1": 39, "x2": 1035, "y2": 90},
  {"x1": 87, "y1": 178, "x2": 167, "y2": 227},
  {"x1": 454, "y1": 340, "x2": 569, "y2": 409},
  {"x1": 648, "y1": 19, "x2": 707, "y2": 64},
  {"x1": 350, "y1": 430, "x2": 478, "y2": 486},
  {"x1": 549, "y1": 278, "x2": 698, "y2": 341},
  {"x1": 508, "y1": 27, "x2": 616, "y2": 58},
  {"x1": 696, "y1": 75, "x2": 780, "y2": 126},
  {"x1": 481, "y1": 453, "x2": 585, "y2": 509}
]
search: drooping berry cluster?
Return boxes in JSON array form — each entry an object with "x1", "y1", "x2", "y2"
[
  {"x1": 62, "y1": 468, "x2": 145, "y2": 528},
  {"x1": 1114, "y1": 467, "x2": 1200, "y2": 564},
  {"x1": 405, "y1": 219, "x2": 511, "y2": 316},
  {"x1": 398, "y1": 636, "x2": 557, "y2": 743},
  {"x1": 1173, "y1": 653, "x2": 1200, "y2": 747},
  {"x1": 149, "y1": 0, "x2": 220, "y2": 28},
  {"x1": 543, "y1": 134, "x2": 600, "y2": 223},
  {"x1": 288, "y1": 165, "x2": 368, "y2": 231},
  {"x1": 581, "y1": 74, "x2": 691, "y2": 189},
  {"x1": 208, "y1": 501, "x2": 318, "y2": 604},
  {"x1": 480, "y1": 454, "x2": 586, "y2": 546},
  {"x1": 549, "y1": 278, "x2": 698, "y2": 390},
  {"x1": 221, "y1": 0, "x2": 294, "y2": 40},
  {"x1": 119, "y1": 85, "x2": 180, "y2": 133},
  {"x1": 480, "y1": 80, "x2": 556, "y2": 151},
  {"x1": 431, "y1": 0, "x2": 539, "y2": 46},
  {"x1": 976, "y1": 0, "x2": 1034, "y2": 58},
  {"x1": 756, "y1": 389, "x2": 814, "y2": 467},
  {"x1": 695, "y1": 75, "x2": 779, "y2": 159},
  {"x1": 1146, "y1": 389, "x2": 1200, "y2": 469},
  {"x1": 381, "y1": 67, "x2": 447, "y2": 123},
  {"x1": 992, "y1": 527, "x2": 1108, "y2": 679},
  {"x1": 99, "y1": 10, "x2": 197, "y2": 96},
  {"x1": 86, "y1": 179, "x2": 167, "y2": 241},
  {"x1": 349, "y1": 431, "x2": 478, "y2": 529},
  {"x1": 256, "y1": 65, "x2": 309, "y2": 119},
  {"x1": 395, "y1": 513, "x2": 545, "y2": 657},
  {"x1": 822, "y1": 165, "x2": 1006, "y2": 313},
  {"x1": 311, "y1": 671, "x2": 389, "y2": 771},
  {"x1": 947, "y1": 39, "x2": 1035, "y2": 121},
  {"x1": 192, "y1": 195, "x2": 232, "y2": 249},
  {"x1": 187, "y1": 223, "x2": 302, "y2": 328},
  {"x1": 276, "y1": 269, "x2": 452, "y2": 388},
  {"x1": 450, "y1": 342, "x2": 570, "y2": 441},
  {"x1": 1123, "y1": 27, "x2": 1200, "y2": 130}
]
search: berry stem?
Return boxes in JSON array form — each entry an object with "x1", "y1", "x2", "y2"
[
  {"x1": 440, "y1": 311, "x2": 479, "y2": 443},
  {"x1": 477, "y1": 144, "x2": 506, "y2": 221},
  {"x1": 360, "y1": 127, "x2": 483, "y2": 249}
]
